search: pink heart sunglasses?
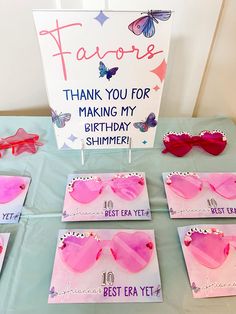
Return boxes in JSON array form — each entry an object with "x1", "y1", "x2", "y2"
[
  {"x1": 59, "y1": 231, "x2": 153, "y2": 273},
  {"x1": 67, "y1": 173, "x2": 145, "y2": 204},
  {"x1": 184, "y1": 227, "x2": 236, "y2": 269},
  {"x1": 166, "y1": 172, "x2": 236, "y2": 199}
]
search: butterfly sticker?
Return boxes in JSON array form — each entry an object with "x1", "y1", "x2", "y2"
[
  {"x1": 99, "y1": 61, "x2": 119, "y2": 80},
  {"x1": 51, "y1": 108, "x2": 71, "y2": 128},
  {"x1": 133, "y1": 112, "x2": 157, "y2": 132},
  {"x1": 152, "y1": 285, "x2": 161, "y2": 297},
  {"x1": 169, "y1": 208, "x2": 177, "y2": 215},
  {"x1": 128, "y1": 10, "x2": 172, "y2": 38},
  {"x1": 49, "y1": 286, "x2": 58, "y2": 298},
  {"x1": 191, "y1": 282, "x2": 200, "y2": 293}
]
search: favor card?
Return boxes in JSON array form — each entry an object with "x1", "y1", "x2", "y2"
[
  {"x1": 163, "y1": 172, "x2": 236, "y2": 218},
  {"x1": 0, "y1": 176, "x2": 31, "y2": 223},
  {"x1": 0, "y1": 233, "x2": 10, "y2": 273},
  {"x1": 49, "y1": 229, "x2": 162, "y2": 303},
  {"x1": 62, "y1": 172, "x2": 151, "y2": 221},
  {"x1": 33, "y1": 10, "x2": 173, "y2": 149},
  {"x1": 178, "y1": 224, "x2": 236, "y2": 298}
]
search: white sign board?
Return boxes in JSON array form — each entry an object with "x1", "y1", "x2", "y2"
[{"x1": 33, "y1": 10, "x2": 172, "y2": 149}]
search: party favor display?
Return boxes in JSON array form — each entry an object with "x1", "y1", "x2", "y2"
[
  {"x1": 163, "y1": 172, "x2": 236, "y2": 218},
  {"x1": 178, "y1": 224, "x2": 236, "y2": 298},
  {"x1": 49, "y1": 229, "x2": 162, "y2": 303},
  {"x1": 0, "y1": 176, "x2": 31, "y2": 223},
  {"x1": 0, "y1": 233, "x2": 10, "y2": 273},
  {"x1": 33, "y1": 10, "x2": 172, "y2": 149},
  {"x1": 62, "y1": 172, "x2": 151, "y2": 221}
]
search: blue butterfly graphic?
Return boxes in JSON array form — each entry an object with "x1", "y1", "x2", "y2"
[
  {"x1": 133, "y1": 112, "x2": 157, "y2": 132},
  {"x1": 99, "y1": 61, "x2": 119, "y2": 80},
  {"x1": 51, "y1": 108, "x2": 71, "y2": 128},
  {"x1": 128, "y1": 10, "x2": 172, "y2": 38}
]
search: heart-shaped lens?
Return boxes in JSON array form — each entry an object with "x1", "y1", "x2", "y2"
[
  {"x1": 207, "y1": 173, "x2": 236, "y2": 199},
  {"x1": 110, "y1": 231, "x2": 153, "y2": 272},
  {"x1": 167, "y1": 174, "x2": 202, "y2": 199},
  {"x1": 59, "y1": 232, "x2": 102, "y2": 272},
  {"x1": 0, "y1": 176, "x2": 25, "y2": 204},
  {"x1": 200, "y1": 131, "x2": 227, "y2": 155},
  {"x1": 68, "y1": 177, "x2": 103, "y2": 204},
  {"x1": 110, "y1": 174, "x2": 144, "y2": 201},
  {"x1": 186, "y1": 230, "x2": 229, "y2": 269},
  {"x1": 163, "y1": 133, "x2": 192, "y2": 157}
]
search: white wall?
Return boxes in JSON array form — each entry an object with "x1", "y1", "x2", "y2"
[
  {"x1": 195, "y1": 0, "x2": 236, "y2": 121},
  {"x1": 0, "y1": 0, "x2": 227, "y2": 119}
]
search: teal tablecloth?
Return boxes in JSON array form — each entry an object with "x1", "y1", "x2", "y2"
[{"x1": 0, "y1": 116, "x2": 236, "y2": 314}]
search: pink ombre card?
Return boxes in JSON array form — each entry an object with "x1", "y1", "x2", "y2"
[
  {"x1": 0, "y1": 233, "x2": 10, "y2": 273},
  {"x1": 62, "y1": 172, "x2": 151, "y2": 221},
  {"x1": 0, "y1": 176, "x2": 31, "y2": 224},
  {"x1": 178, "y1": 224, "x2": 236, "y2": 298},
  {"x1": 163, "y1": 172, "x2": 236, "y2": 218},
  {"x1": 48, "y1": 229, "x2": 162, "y2": 303}
]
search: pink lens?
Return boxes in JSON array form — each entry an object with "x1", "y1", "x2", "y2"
[
  {"x1": 59, "y1": 232, "x2": 102, "y2": 272},
  {"x1": 162, "y1": 133, "x2": 192, "y2": 157},
  {"x1": 207, "y1": 173, "x2": 236, "y2": 199},
  {"x1": 68, "y1": 177, "x2": 103, "y2": 204},
  {"x1": 200, "y1": 131, "x2": 227, "y2": 155},
  {"x1": 110, "y1": 231, "x2": 153, "y2": 273},
  {"x1": 110, "y1": 174, "x2": 144, "y2": 201},
  {"x1": 0, "y1": 176, "x2": 25, "y2": 204},
  {"x1": 166, "y1": 173, "x2": 202, "y2": 199},
  {"x1": 185, "y1": 228, "x2": 229, "y2": 269}
]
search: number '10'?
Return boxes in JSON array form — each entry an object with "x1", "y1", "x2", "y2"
[{"x1": 101, "y1": 271, "x2": 115, "y2": 286}]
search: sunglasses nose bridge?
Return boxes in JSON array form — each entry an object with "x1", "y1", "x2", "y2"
[
  {"x1": 102, "y1": 180, "x2": 110, "y2": 189},
  {"x1": 191, "y1": 135, "x2": 202, "y2": 146},
  {"x1": 99, "y1": 240, "x2": 113, "y2": 258}
]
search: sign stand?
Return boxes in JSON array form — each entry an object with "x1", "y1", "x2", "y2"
[
  {"x1": 128, "y1": 137, "x2": 132, "y2": 164},
  {"x1": 81, "y1": 139, "x2": 85, "y2": 166}
]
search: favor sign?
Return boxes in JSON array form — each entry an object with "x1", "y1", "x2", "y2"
[
  {"x1": 163, "y1": 172, "x2": 236, "y2": 218},
  {"x1": 178, "y1": 224, "x2": 236, "y2": 298},
  {"x1": 33, "y1": 10, "x2": 172, "y2": 149},
  {"x1": 49, "y1": 229, "x2": 162, "y2": 303},
  {"x1": 62, "y1": 172, "x2": 151, "y2": 221}
]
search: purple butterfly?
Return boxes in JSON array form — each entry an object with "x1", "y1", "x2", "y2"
[
  {"x1": 49, "y1": 286, "x2": 58, "y2": 298},
  {"x1": 128, "y1": 10, "x2": 172, "y2": 38},
  {"x1": 51, "y1": 108, "x2": 71, "y2": 128},
  {"x1": 169, "y1": 208, "x2": 176, "y2": 215},
  {"x1": 99, "y1": 61, "x2": 119, "y2": 80},
  {"x1": 191, "y1": 282, "x2": 200, "y2": 293},
  {"x1": 133, "y1": 112, "x2": 157, "y2": 132},
  {"x1": 62, "y1": 211, "x2": 69, "y2": 219},
  {"x1": 152, "y1": 285, "x2": 161, "y2": 297}
]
